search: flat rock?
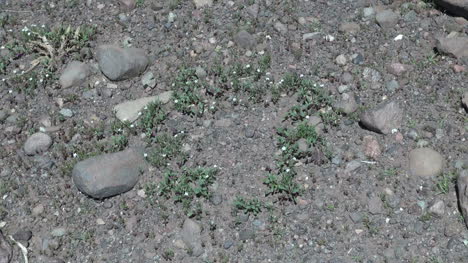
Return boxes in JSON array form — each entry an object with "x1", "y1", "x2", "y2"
[
  {"x1": 193, "y1": 0, "x2": 212, "y2": 8},
  {"x1": 72, "y1": 148, "x2": 147, "y2": 199},
  {"x1": 436, "y1": 37, "x2": 468, "y2": 60},
  {"x1": 376, "y1": 10, "x2": 399, "y2": 28},
  {"x1": 339, "y1": 22, "x2": 360, "y2": 34},
  {"x1": 114, "y1": 91, "x2": 172, "y2": 122},
  {"x1": 409, "y1": 148, "x2": 444, "y2": 178},
  {"x1": 457, "y1": 170, "x2": 468, "y2": 228},
  {"x1": 360, "y1": 100, "x2": 402, "y2": 134},
  {"x1": 96, "y1": 45, "x2": 149, "y2": 81},
  {"x1": 0, "y1": 230, "x2": 12, "y2": 263},
  {"x1": 24, "y1": 132, "x2": 53, "y2": 155},
  {"x1": 59, "y1": 61, "x2": 89, "y2": 89},
  {"x1": 181, "y1": 219, "x2": 203, "y2": 257},
  {"x1": 435, "y1": 0, "x2": 468, "y2": 19}
]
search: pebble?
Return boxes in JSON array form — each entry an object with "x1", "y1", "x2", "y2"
[
  {"x1": 72, "y1": 148, "x2": 147, "y2": 199},
  {"x1": 24, "y1": 132, "x2": 53, "y2": 156},
  {"x1": 59, "y1": 61, "x2": 89, "y2": 89},
  {"x1": 234, "y1": 30, "x2": 256, "y2": 50},
  {"x1": 409, "y1": 148, "x2": 444, "y2": 178},
  {"x1": 335, "y1": 54, "x2": 347, "y2": 66},
  {"x1": 385, "y1": 79, "x2": 399, "y2": 92},
  {"x1": 274, "y1": 22, "x2": 288, "y2": 35},
  {"x1": 32, "y1": 204, "x2": 44, "y2": 216},
  {"x1": 141, "y1": 72, "x2": 156, "y2": 88},
  {"x1": 360, "y1": 100, "x2": 403, "y2": 134},
  {"x1": 193, "y1": 0, "x2": 213, "y2": 8},
  {"x1": 51, "y1": 227, "x2": 67, "y2": 237},
  {"x1": 96, "y1": 45, "x2": 149, "y2": 81},
  {"x1": 363, "y1": 135, "x2": 381, "y2": 160},
  {"x1": 334, "y1": 92, "x2": 358, "y2": 114},
  {"x1": 428, "y1": 200, "x2": 445, "y2": 217},
  {"x1": 59, "y1": 108, "x2": 73, "y2": 118},
  {"x1": 376, "y1": 10, "x2": 399, "y2": 28}
]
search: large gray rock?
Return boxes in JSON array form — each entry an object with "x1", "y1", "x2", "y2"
[
  {"x1": 72, "y1": 148, "x2": 147, "y2": 199},
  {"x1": 376, "y1": 10, "x2": 399, "y2": 28},
  {"x1": 0, "y1": 230, "x2": 12, "y2": 263},
  {"x1": 436, "y1": 37, "x2": 468, "y2": 60},
  {"x1": 59, "y1": 61, "x2": 89, "y2": 88},
  {"x1": 181, "y1": 219, "x2": 203, "y2": 257},
  {"x1": 96, "y1": 45, "x2": 149, "y2": 81},
  {"x1": 409, "y1": 148, "x2": 444, "y2": 178},
  {"x1": 435, "y1": 0, "x2": 468, "y2": 19},
  {"x1": 24, "y1": 132, "x2": 53, "y2": 155},
  {"x1": 360, "y1": 101, "x2": 403, "y2": 134},
  {"x1": 114, "y1": 91, "x2": 172, "y2": 122},
  {"x1": 457, "y1": 170, "x2": 468, "y2": 228}
]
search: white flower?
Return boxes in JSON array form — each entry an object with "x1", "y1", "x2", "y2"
[
  {"x1": 138, "y1": 112, "x2": 142, "y2": 116},
  {"x1": 29, "y1": 77, "x2": 33, "y2": 81},
  {"x1": 245, "y1": 64, "x2": 250, "y2": 68},
  {"x1": 281, "y1": 146, "x2": 286, "y2": 151},
  {"x1": 300, "y1": 74, "x2": 304, "y2": 78},
  {"x1": 305, "y1": 115, "x2": 310, "y2": 119},
  {"x1": 184, "y1": 192, "x2": 189, "y2": 196},
  {"x1": 174, "y1": 99, "x2": 178, "y2": 103},
  {"x1": 0, "y1": 46, "x2": 4, "y2": 49},
  {"x1": 39, "y1": 79, "x2": 43, "y2": 83},
  {"x1": 130, "y1": 124, "x2": 134, "y2": 128},
  {"x1": 232, "y1": 98, "x2": 237, "y2": 102},
  {"x1": 266, "y1": 35, "x2": 271, "y2": 40},
  {"x1": 73, "y1": 153, "x2": 78, "y2": 158},
  {"x1": 286, "y1": 168, "x2": 290, "y2": 172},
  {"x1": 41, "y1": 24, "x2": 45, "y2": 28}
]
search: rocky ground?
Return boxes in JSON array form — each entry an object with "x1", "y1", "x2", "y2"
[{"x1": 0, "y1": 0, "x2": 468, "y2": 262}]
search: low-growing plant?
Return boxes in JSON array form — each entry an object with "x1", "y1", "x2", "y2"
[
  {"x1": 139, "y1": 100, "x2": 167, "y2": 137},
  {"x1": 436, "y1": 172, "x2": 457, "y2": 195},
  {"x1": 234, "y1": 196, "x2": 264, "y2": 216},
  {"x1": 146, "y1": 133, "x2": 186, "y2": 168}
]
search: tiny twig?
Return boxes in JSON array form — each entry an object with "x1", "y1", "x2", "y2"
[{"x1": 0, "y1": 9, "x2": 34, "y2": 13}]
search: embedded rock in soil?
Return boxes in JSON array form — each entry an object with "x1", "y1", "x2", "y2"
[
  {"x1": 0, "y1": 230, "x2": 12, "y2": 263},
  {"x1": 234, "y1": 30, "x2": 256, "y2": 49},
  {"x1": 462, "y1": 91, "x2": 468, "y2": 111},
  {"x1": 59, "y1": 61, "x2": 89, "y2": 89},
  {"x1": 24, "y1": 132, "x2": 53, "y2": 156},
  {"x1": 375, "y1": 10, "x2": 400, "y2": 28},
  {"x1": 96, "y1": 45, "x2": 149, "y2": 81},
  {"x1": 181, "y1": 219, "x2": 203, "y2": 257},
  {"x1": 434, "y1": 0, "x2": 468, "y2": 19},
  {"x1": 435, "y1": 37, "x2": 468, "y2": 60},
  {"x1": 363, "y1": 135, "x2": 381, "y2": 160},
  {"x1": 409, "y1": 148, "x2": 444, "y2": 178},
  {"x1": 72, "y1": 148, "x2": 147, "y2": 199},
  {"x1": 457, "y1": 170, "x2": 468, "y2": 228},
  {"x1": 334, "y1": 92, "x2": 358, "y2": 114},
  {"x1": 388, "y1": 63, "x2": 411, "y2": 76},
  {"x1": 119, "y1": 0, "x2": 136, "y2": 10},
  {"x1": 193, "y1": 0, "x2": 213, "y2": 9},
  {"x1": 339, "y1": 22, "x2": 360, "y2": 34},
  {"x1": 428, "y1": 200, "x2": 445, "y2": 217},
  {"x1": 113, "y1": 91, "x2": 172, "y2": 122},
  {"x1": 360, "y1": 100, "x2": 402, "y2": 134}
]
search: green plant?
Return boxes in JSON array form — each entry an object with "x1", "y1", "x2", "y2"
[
  {"x1": 158, "y1": 167, "x2": 218, "y2": 216},
  {"x1": 110, "y1": 135, "x2": 128, "y2": 151},
  {"x1": 139, "y1": 100, "x2": 167, "y2": 137},
  {"x1": 172, "y1": 67, "x2": 206, "y2": 116},
  {"x1": 234, "y1": 196, "x2": 263, "y2": 216},
  {"x1": 419, "y1": 212, "x2": 432, "y2": 222},
  {"x1": 436, "y1": 172, "x2": 457, "y2": 195},
  {"x1": 136, "y1": 0, "x2": 145, "y2": 7},
  {"x1": 146, "y1": 133, "x2": 186, "y2": 168},
  {"x1": 162, "y1": 249, "x2": 175, "y2": 261}
]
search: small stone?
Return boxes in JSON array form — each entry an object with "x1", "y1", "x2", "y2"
[
  {"x1": 96, "y1": 45, "x2": 149, "y2": 81},
  {"x1": 368, "y1": 195, "x2": 383, "y2": 214},
  {"x1": 24, "y1": 132, "x2": 53, "y2": 156},
  {"x1": 360, "y1": 100, "x2": 403, "y2": 134},
  {"x1": 385, "y1": 79, "x2": 399, "y2": 92},
  {"x1": 453, "y1": 65, "x2": 465, "y2": 72},
  {"x1": 193, "y1": 0, "x2": 212, "y2": 8},
  {"x1": 362, "y1": 67, "x2": 381, "y2": 82},
  {"x1": 72, "y1": 148, "x2": 147, "y2": 199},
  {"x1": 223, "y1": 240, "x2": 234, "y2": 249},
  {"x1": 141, "y1": 72, "x2": 156, "y2": 88},
  {"x1": 181, "y1": 219, "x2": 203, "y2": 257},
  {"x1": 363, "y1": 7, "x2": 375, "y2": 18},
  {"x1": 113, "y1": 91, "x2": 173, "y2": 122},
  {"x1": 297, "y1": 138, "x2": 309, "y2": 152},
  {"x1": 409, "y1": 148, "x2": 444, "y2": 178},
  {"x1": 246, "y1": 4, "x2": 259, "y2": 18},
  {"x1": 59, "y1": 61, "x2": 89, "y2": 89},
  {"x1": 32, "y1": 204, "x2": 44, "y2": 216},
  {"x1": 51, "y1": 228, "x2": 67, "y2": 237},
  {"x1": 234, "y1": 30, "x2": 256, "y2": 49},
  {"x1": 349, "y1": 212, "x2": 363, "y2": 223},
  {"x1": 428, "y1": 200, "x2": 445, "y2": 217},
  {"x1": 341, "y1": 72, "x2": 354, "y2": 84},
  {"x1": 96, "y1": 218, "x2": 105, "y2": 225},
  {"x1": 376, "y1": 10, "x2": 399, "y2": 29},
  {"x1": 335, "y1": 54, "x2": 347, "y2": 66},
  {"x1": 12, "y1": 230, "x2": 32, "y2": 242},
  {"x1": 59, "y1": 108, "x2": 73, "y2": 118},
  {"x1": 339, "y1": 22, "x2": 360, "y2": 34},
  {"x1": 195, "y1": 67, "x2": 207, "y2": 79},
  {"x1": 302, "y1": 32, "x2": 321, "y2": 41},
  {"x1": 334, "y1": 92, "x2": 358, "y2": 114},
  {"x1": 337, "y1": 85, "x2": 349, "y2": 94},
  {"x1": 388, "y1": 63, "x2": 411, "y2": 76},
  {"x1": 210, "y1": 193, "x2": 222, "y2": 205},
  {"x1": 119, "y1": 0, "x2": 136, "y2": 10},
  {"x1": 274, "y1": 22, "x2": 288, "y2": 35},
  {"x1": 363, "y1": 135, "x2": 381, "y2": 159}
]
